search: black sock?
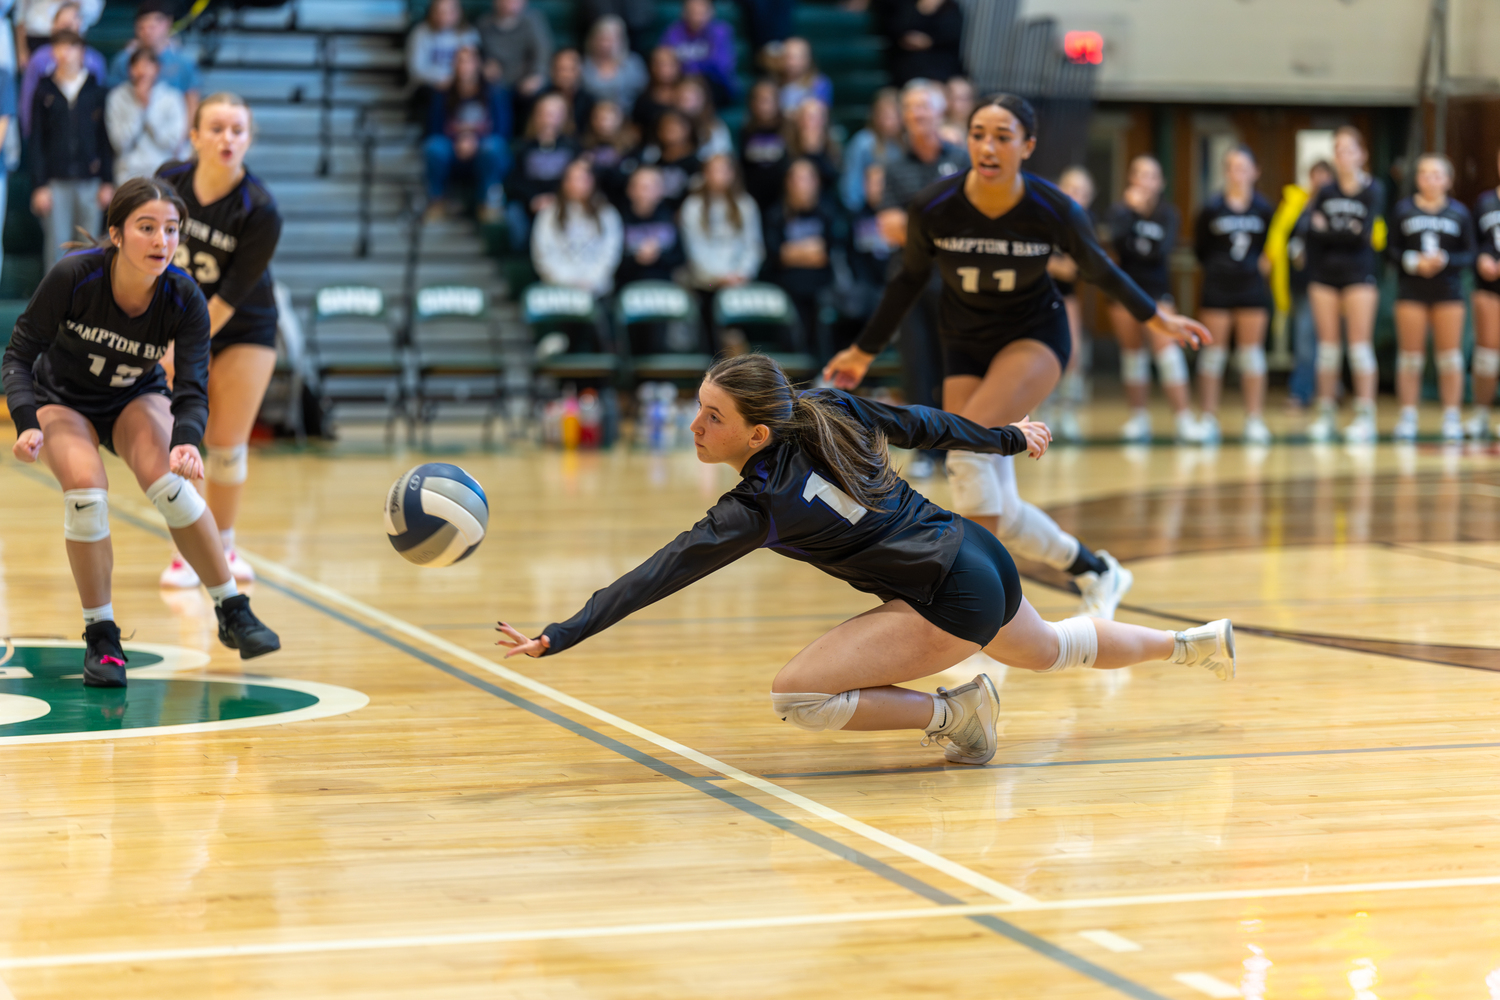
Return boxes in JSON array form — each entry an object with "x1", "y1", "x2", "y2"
[{"x1": 1067, "y1": 546, "x2": 1107, "y2": 576}]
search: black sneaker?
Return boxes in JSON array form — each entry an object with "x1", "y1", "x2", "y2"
[
  {"x1": 82, "y1": 620, "x2": 129, "y2": 687},
  {"x1": 215, "y1": 595, "x2": 281, "y2": 659}
]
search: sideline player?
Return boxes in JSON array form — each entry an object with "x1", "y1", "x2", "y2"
[
  {"x1": 497, "y1": 354, "x2": 1234, "y2": 765},
  {"x1": 157, "y1": 93, "x2": 283, "y2": 588},
  {"x1": 1305, "y1": 126, "x2": 1386, "y2": 444},
  {"x1": 1193, "y1": 146, "x2": 1274, "y2": 445},
  {"x1": 1470, "y1": 152, "x2": 1500, "y2": 439},
  {"x1": 2, "y1": 178, "x2": 281, "y2": 686},
  {"x1": 1044, "y1": 165, "x2": 1095, "y2": 441},
  {"x1": 1388, "y1": 153, "x2": 1475, "y2": 443},
  {"x1": 822, "y1": 95, "x2": 1211, "y2": 619}
]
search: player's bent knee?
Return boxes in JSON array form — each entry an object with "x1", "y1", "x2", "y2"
[
  {"x1": 1039, "y1": 617, "x2": 1098, "y2": 673},
  {"x1": 146, "y1": 473, "x2": 207, "y2": 529},
  {"x1": 1397, "y1": 350, "x2": 1425, "y2": 377},
  {"x1": 1474, "y1": 347, "x2": 1500, "y2": 378},
  {"x1": 1236, "y1": 345, "x2": 1267, "y2": 377},
  {"x1": 1436, "y1": 349, "x2": 1465, "y2": 374},
  {"x1": 770, "y1": 691, "x2": 860, "y2": 732},
  {"x1": 1154, "y1": 345, "x2": 1188, "y2": 387},
  {"x1": 1316, "y1": 342, "x2": 1343, "y2": 373},
  {"x1": 1349, "y1": 342, "x2": 1377, "y2": 376},
  {"x1": 206, "y1": 444, "x2": 249, "y2": 485},
  {"x1": 945, "y1": 450, "x2": 1002, "y2": 517},
  {"x1": 1197, "y1": 345, "x2": 1228, "y2": 379},
  {"x1": 62, "y1": 488, "x2": 110, "y2": 542}
]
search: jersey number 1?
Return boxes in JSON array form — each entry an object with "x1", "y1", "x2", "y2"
[
  {"x1": 957, "y1": 267, "x2": 1017, "y2": 293},
  {"x1": 88, "y1": 353, "x2": 144, "y2": 387},
  {"x1": 803, "y1": 472, "x2": 868, "y2": 525}
]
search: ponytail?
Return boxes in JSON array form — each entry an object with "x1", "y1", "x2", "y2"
[{"x1": 704, "y1": 354, "x2": 899, "y2": 511}]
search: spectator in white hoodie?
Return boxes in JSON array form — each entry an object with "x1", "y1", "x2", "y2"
[
  {"x1": 532, "y1": 157, "x2": 623, "y2": 297},
  {"x1": 681, "y1": 152, "x2": 762, "y2": 289},
  {"x1": 105, "y1": 47, "x2": 186, "y2": 183}
]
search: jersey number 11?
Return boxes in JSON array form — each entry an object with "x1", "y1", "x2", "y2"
[{"x1": 957, "y1": 267, "x2": 1017, "y2": 293}]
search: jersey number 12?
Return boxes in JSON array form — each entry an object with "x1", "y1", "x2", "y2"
[
  {"x1": 957, "y1": 267, "x2": 1017, "y2": 293},
  {"x1": 87, "y1": 353, "x2": 143, "y2": 387}
]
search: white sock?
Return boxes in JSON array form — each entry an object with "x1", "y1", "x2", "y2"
[
  {"x1": 926, "y1": 695, "x2": 950, "y2": 734},
  {"x1": 82, "y1": 603, "x2": 114, "y2": 626},
  {"x1": 1443, "y1": 406, "x2": 1460, "y2": 422},
  {"x1": 206, "y1": 579, "x2": 239, "y2": 607},
  {"x1": 220, "y1": 527, "x2": 235, "y2": 551}
]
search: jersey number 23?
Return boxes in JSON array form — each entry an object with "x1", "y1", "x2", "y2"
[{"x1": 173, "y1": 246, "x2": 221, "y2": 284}]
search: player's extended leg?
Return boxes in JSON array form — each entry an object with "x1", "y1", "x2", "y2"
[
  {"x1": 1307, "y1": 281, "x2": 1344, "y2": 442},
  {"x1": 1341, "y1": 283, "x2": 1380, "y2": 443},
  {"x1": 1233, "y1": 307, "x2": 1271, "y2": 443},
  {"x1": 1110, "y1": 303, "x2": 1153, "y2": 442},
  {"x1": 1470, "y1": 290, "x2": 1500, "y2": 439},
  {"x1": 944, "y1": 339, "x2": 1133, "y2": 619},
  {"x1": 202, "y1": 343, "x2": 277, "y2": 581},
  {"x1": 1392, "y1": 301, "x2": 1428, "y2": 442},
  {"x1": 113, "y1": 393, "x2": 280, "y2": 659},
  {"x1": 1195, "y1": 308, "x2": 1233, "y2": 442},
  {"x1": 1431, "y1": 301, "x2": 1467, "y2": 442},
  {"x1": 36, "y1": 404, "x2": 125, "y2": 687}
]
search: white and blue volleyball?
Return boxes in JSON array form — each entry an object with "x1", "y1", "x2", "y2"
[{"x1": 384, "y1": 464, "x2": 489, "y2": 567}]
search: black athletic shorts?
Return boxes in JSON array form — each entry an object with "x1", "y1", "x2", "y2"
[
  {"x1": 1200, "y1": 272, "x2": 1271, "y2": 311},
  {"x1": 33, "y1": 369, "x2": 173, "y2": 455},
  {"x1": 941, "y1": 298, "x2": 1071, "y2": 378},
  {"x1": 1477, "y1": 278, "x2": 1500, "y2": 298},
  {"x1": 210, "y1": 322, "x2": 278, "y2": 355},
  {"x1": 878, "y1": 525, "x2": 1022, "y2": 646},
  {"x1": 1308, "y1": 261, "x2": 1376, "y2": 290},
  {"x1": 1396, "y1": 275, "x2": 1464, "y2": 304}
]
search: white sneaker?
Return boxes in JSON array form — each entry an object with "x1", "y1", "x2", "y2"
[
  {"x1": 1307, "y1": 405, "x2": 1336, "y2": 443},
  {"x1": 1075, "y1": 550, "x2": 1133, "y2": 620},
  {"x1": 1171, "y1": 618, "x2": 1236, "y2": 680},
  {"x1": 1464, "y1": 411, "x2": 1491, "y2": 441},
  {"x1": 1056, "y1": 408, "x2": 1083, "y2": 442},
  {"x1": 922, "y1": 673, "x2": 1000, "y2": 765},
  {"x1": 1175, "y1": 409, "x2": 1205, "y2": 444},
  {"x1": 1197, "y1": 412, "x2": 1222, "y2": 445},
  {"x1": 1120, "y1": 409, "x2": 1152, "y2": 443},
  {"x1": 159, "y1": 556, "x2": 201, "y2": 590},
  {"x1": 226, "y1": 549, "x2": 256, "y2": 583},
  {"x1": 1243, "y1": 415, "x2": 1273, "y2": 445},
  {"x1": 1441, "y1": 409, "x2": 1464, "y2": 443},
  {"x1": 1392, "y1": 407, "x2": 1418, "y2": 443},
  {"x1": 1344, "y1": 407, "x2": 1378, "y2": 445}
]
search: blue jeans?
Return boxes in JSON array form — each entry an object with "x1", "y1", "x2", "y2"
[
  {"x1": 1287, "y1": 290, "x2": 1317, "y2": 405},
  {"x1": 423, "y1": 134, "x2": 509, "y2": 204}
]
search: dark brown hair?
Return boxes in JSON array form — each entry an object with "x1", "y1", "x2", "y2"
[
  {"x1": 704, "y1": 354, "x2": 899, "y2": 511},
  {"x1": 968, "y1": 93, "x2": 1037, "y2": 139},
  {"x1": 1335, "y1": 125, "x2": 1366, "y2": 153},
  {"x1": 556, "y1": 159, "x2": 603, "y2": 230},
  {"x1": 698, "y1": 152, "x2": 745, "y2": 232},
  {"x1": 66, "y1": 176, "x2": 188, "y2": 251}
]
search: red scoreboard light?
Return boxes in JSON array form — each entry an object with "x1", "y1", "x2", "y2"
[{"x1": 1064, "y1": 30, "x2": 1104, "y2": 65}]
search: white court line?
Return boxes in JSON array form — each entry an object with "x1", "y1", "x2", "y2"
[
  {"x1": 1173, "y1": 972, "x2": 1241, "y2": 998},
  {"x1": 0, "y1": 972, "x2": 15, "y2": 998},
  {"x1": 1078, "y1": 930, "x2": 1143, "y2": 953}
]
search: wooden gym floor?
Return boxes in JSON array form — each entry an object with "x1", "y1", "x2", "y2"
[{"x1": 3, "y1": 404, "x2": 1500, "y2": 999}]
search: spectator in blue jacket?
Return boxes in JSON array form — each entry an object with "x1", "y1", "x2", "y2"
[
  {"x1": 838, "y1": 87, "x2": 901, "y2": 212},
  {"x1": 659, "y1": 0, "x2": 738, "y2": 107},
  {"x1": 105, "y1": 0, "x2": 200, "y2": 121},
  {"x1": 424, "y1": 46, "x2": 513, "y2": 221}
]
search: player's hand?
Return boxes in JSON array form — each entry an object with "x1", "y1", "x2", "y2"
[
  {"x1": 97, "y1": 184, "x2": 115, "y2": 209},
  {"x1": 1479, "y1": 254, "x2": 1500, "y2": 282},
  {"x1": 1146, "y1": 311, "x2": 1210, "y2": 349},
  {"x1": 31, "y1": 186, "x2": 52, "y2": 217},
  {"x1": 169, "y1": 444, "x2": 203, "y2": 480},
  {"x1": 1013, "y1": 415, "x2": 1051, "y2": 459},
  {"x1": 12, "y1": 429, "x2": 42, "y2": 463},
  {"x1": 496, "y1": 622, "x2": 550, "y2": 658},
  {"x1": 822, "y1": 345, "x2": 874, "y2": 390}
]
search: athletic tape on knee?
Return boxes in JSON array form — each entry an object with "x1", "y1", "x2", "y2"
[
  {"x1": 1120, "y1": 348, "x2": 1151, "y2": 386},
  {"x1": 1349, "y1": 342, "x2": 1378, "y2": 376},
  {"x1": 1316, "y1": 342, "x2": 1343, "y2": 373},
  {"x1": 146, "y1": 473, "x2": 207, "y2": 529},
  {"x1": 1196, "y1": 345, "x2": 1228, "y2": 378},
  {"x1": 1041, "y1": 617, "x2": 1098, "y2": 672},
  {"x1": 1437, "y1": 348, "x2": 1465, "y2": 374},
  {"x1": 1154, "y1": 345, "x2": 1188, "y2": 387},
  {"x1": 1474, "y1": 346, "x2": 1500, "y2": 378},
  {"x1": 1236, "y1": 344, "x2": 1267, "y2": 377},
  {"x1": 206, "y1": 444, "x2": 248, "y2": 485},
  {"x1": 62, "y1": 488, "x2": 110, "y2": 542},
  {"x1": 1397, "y1": 350, "x2": 1425, "y2": 377},
  {"x1": 990, "y1": 454, "x2": 1080, "y2": 570},
  {"x1": 770, "y1": 690, "x2": 859, "y2": 732},
  {"x1": 945, "y1": 450, "x2": 1002, "y2": 517}
]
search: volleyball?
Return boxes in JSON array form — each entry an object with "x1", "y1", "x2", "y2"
[{"x1": 384, "y1": 464, "x2": 489, "y2": 567}]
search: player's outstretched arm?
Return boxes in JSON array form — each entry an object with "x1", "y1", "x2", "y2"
[
  {"x1": 496, "y1": 624, "x2": 551, "y2": 658},
  {"x1": 1145, "y1": 311, "x2": 1210, "y2": 349}
]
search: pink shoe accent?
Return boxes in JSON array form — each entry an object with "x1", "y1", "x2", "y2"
[{"x1": 100, "y1": 656, "x2": 125, "y2": 667}]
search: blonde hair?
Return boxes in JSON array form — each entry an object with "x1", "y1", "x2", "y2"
[{"x1": 192, "y1": 91, "x2": 252, "y2": 132}]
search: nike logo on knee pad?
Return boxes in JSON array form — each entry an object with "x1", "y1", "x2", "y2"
[
  {"x1": 74, "y1": 501, "x2": 96, "y2": 509},
  {"x1": 167, "y1": 489, "x2": 182, "y2": 503}
]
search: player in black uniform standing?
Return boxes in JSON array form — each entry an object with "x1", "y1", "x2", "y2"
[
  {"x1": 2, "y1": 178, "x2": 281, "y2": 687},
  {"x1": 1107, "y1": 156, "x2": 1200, "y2": 443},
  {"x1": 822, "y1": 95, "x2": 1211, "y2": 621},
  {"x1": 1388, "y1": 153, "x2": 1476, "y2": 443},
  {"x1": 1043, "y1": 165, "x2": 1095, "y2": 441},
  {"x1": 1470, "y1": 152, "x2": 1500, "y2": 440},
  {"x1": 155, "y1": 93, "x2": 283, "y2": 589},
  {"x1": 1193, "y1": 146, "x2": 1275, "y2": 445},
  {"x1": 497, "y1": 354, "x2": 1234, "y2": 765},
  {"x1": 1305, "y1": 126, "x2": 1386, "y2": 444}
]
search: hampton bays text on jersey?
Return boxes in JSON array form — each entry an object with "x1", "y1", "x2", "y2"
[
  {"x1": 933, "y1": 237, "x2": 1052, "y2": 256},
  {"x1": 66, "y1": 319, "x2": 169, "y2": 360}
]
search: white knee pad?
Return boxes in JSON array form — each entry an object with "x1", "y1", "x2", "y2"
[
  {"x1": 1154, "y1": 345, "x2": 1188, "y2": 387},
  {"x1": 946, "y1": 450, "x2": 1003, "y2": 517},
  {"x1": 991, "y1": 454, "x2": 1080, "y2": 570},
  {"x1": 1120, "y1": 348, "x2": 1151, "y2": 386},
  {"x1": 1349, "y1": 342, "x2": 1378, "y2": 376},
  {"x1": 1316, "y1": 341, "x2": 1343, "y2": 372},
  {"x1": 146, "y1": 473, "x2": 207, "y2": 529},
  {"x1": 1436, "y1": 348, "x2": 1465, "y2": 374},
  {"x1": 1236, "y1": 344, "x2": 1267, "y2": 378},
  {"x1": 205, "y1": 444, "x2": 248, "y2": 485},
  {"x1": 62, "y1": 488, "x2": 110, "y2": 542},
  {"x1": 1197, "y1": 345, "x2": 1229, "y2": 379},
  {"x1": 1040, "y1": 616, "x2": 1098, "y2": 672},
  {"x1": 771, "y1": 690, "x2": 859, "y2": 732},
  {"x1": 1473, "y1": 346, "x2": 1500, "y2": 378},
  {"x1": 1397, "y1": 350, "x2": 1425, "y2": 377}
]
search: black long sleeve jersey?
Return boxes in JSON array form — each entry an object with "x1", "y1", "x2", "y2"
[
  {"x1": 1388, "y1": 196, "x2": 1476, "y2": 301},
  {"x1": 2, "y1": 248, "x2": 211, "y2": 447},
  {"x1": 156, "y1": 161, "x2": 283, "y2": 344},
  {"x1": 541, "y1": 392, "x2": 1029, "y2": 654},
  {"x1": 1106, "y1": 198, "x2": 1178, "y2": 300},
  {"x1": 1305, "y1": 178, "x2": 1385, "y2": 285},
  {"x1": 1473, "y1": 189, "x2": 1500, "y2": 294},
  {"x1": 1195, "y1": 192, "x2": 1272, "y2": 285},
  {"x1": 855, "y1": 173, "x2": 1157, "y2": 355}
]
